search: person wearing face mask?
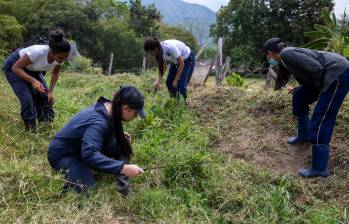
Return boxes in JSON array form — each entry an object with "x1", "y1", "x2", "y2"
[
  {"x1": 2, "y1": 30, "x2": 71, "y2": 132},
  {"x1": 48, "y1": 86, "x2": 146, "y2": 194},
  {"x1": 263, "y1": 37, "x2": 349, "y2": 178}
]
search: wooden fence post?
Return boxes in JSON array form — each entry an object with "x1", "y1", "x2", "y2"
[
  {"x1": 107, "y1": 52, "x2": 114, "y2": 76},
  {"x1": 215, "y1": 37, "x2": 223, "y2": 87}
]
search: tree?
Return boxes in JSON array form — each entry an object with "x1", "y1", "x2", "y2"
[
  {"x1": 304, "y1": 9, "x2": 349, "y2": 55},
  {"x1": 0, "y1": 15, "x2": 23, "y2": 52},
  {"x1": 129, "y1": 0, "x2": 161, "y2": 37},
  {"x1": 94, "y1": 18, "x2": 143, "y2": 72},
  {"x1": 0, "y1": 0, "x2": 24, "y2": 52},
  {"x1": 160, "y1": 24, "x2": 199, "y2": 53},
  {"x1": 211, "y1": 0, "x2": 334, "y2": 67}
]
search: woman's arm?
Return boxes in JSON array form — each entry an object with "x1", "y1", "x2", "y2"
[
  {"x1": 173, "y1": 57, "x2": 184, "y2": 88},
  {"x1": 81, "y1": 125, "x2": 143, "y2": 177},
  {"x1": 49, "y1": 65, "x2": 61, "y2": 93},
  {"x1": 12, "y1": 54, "x2": 45, "y2": 93},
  {"x1": 47, "y1": 65, "x2": 61, "y2": 103}
]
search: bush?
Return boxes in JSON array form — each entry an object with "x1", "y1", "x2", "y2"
[
  {"x1": 0, "y1": 52, "x2": 5, "y2": 71},
  {"x1": 226, "y1": 73, "x2": 244, "y2": 87},
  {"x1": 69, "y1": 56, "x2": 96, "y2": 74}
]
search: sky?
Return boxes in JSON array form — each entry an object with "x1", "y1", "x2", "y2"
[{"x1": 183, "y1": 0, "x2": 349, "y2": 17}]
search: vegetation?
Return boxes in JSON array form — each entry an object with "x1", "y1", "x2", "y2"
[
  {"x1": 0, "y1": 72, "x2": 347, "y2": 222},
  {"x1": 304, "y1": 9, "x2": 349, "y2": 56},
  {"x1": 0, "y1": 0, "x2": 198, "y2": 73},
  {"x1": 226, "y1": 73, "x2": 244, "y2": 87},
  {"x1": 211, "y1": 0, "x2": 335, "y2": 67}
]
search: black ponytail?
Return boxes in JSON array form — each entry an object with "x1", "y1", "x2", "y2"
[
  {"x1": 48, "y1": 29, "x2": 71, "y2": 54},
  {"x1": 144, "y1": 37, "x2": 164, "y2": 76},
  {"x1": 111, "y1": 89, "x2": 133, "y2": 161}
]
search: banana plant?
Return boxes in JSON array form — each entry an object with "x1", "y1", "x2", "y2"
[{"x1": 304, "y1": 9, "x2": 349, "y2": 56}]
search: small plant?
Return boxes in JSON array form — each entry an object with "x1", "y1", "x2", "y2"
[
  {"x1": 69, "y1": 55, "x2": 95, "y2": 74},
  {"x1": 226, "y1": 73, "x2": 244, "y2": 87}
]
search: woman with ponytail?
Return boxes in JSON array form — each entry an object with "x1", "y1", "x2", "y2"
[
  {"x1": 3, "y1": 29, "x2": 71, "y2": 132},
  {"x1": 144, "y1": 37, "x2": 196, "y2": 101},
  {"x1": 48, "y1": 86, "x2": 145, "y2": 194}
]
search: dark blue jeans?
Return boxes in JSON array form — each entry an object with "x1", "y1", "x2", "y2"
[
  {"x1": 48, "y1": 140, "x2": 130, "y2": 193},
  {"x1": 49, "y1": 155, "x2": 96, "y2": 193},
  {"x1": 166, "y1": 53, "x2": 196, "y2": 99},
  {"x1": 293, "y1": 68, "x2": 349, "y2": 144},
  {"x1": 3, "y1": 50, "x2": 54, "y2": 125}
]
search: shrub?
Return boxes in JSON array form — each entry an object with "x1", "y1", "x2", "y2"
[
  {"x1": 0, "y1": 49, "x2": 6, "y2": 71},
  {"x1": 226, "y1": 73, "x2": 244, "y2": 87},
  {"x1": 69, "y1": 56, "x2": 96, "y2": 74}
]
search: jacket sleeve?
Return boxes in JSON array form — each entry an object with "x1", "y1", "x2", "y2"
[
  {"x1": 281, "y1": 49, "x2": 324, "y2": 89},
  {"x1": 81, "y1": 125, "x2": 124, "y2": 174}
]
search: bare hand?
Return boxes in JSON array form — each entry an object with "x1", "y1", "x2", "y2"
[
  {"x1": 32, "y1": 80, "x2": 45, "y2": 93},
  {"x1": 124, "y1": 131, "x2": 131, "y2": 143},
  {"x1": 172, "y1": 79, "x2": 179, "y2": 89},
  {"x1": 47, "y1": 91, "x2": 54, "y2": 104},
  {"x1": 121, "y1": 164, "x2": 144, "y2": 178},
  {"x1": 154, "y1": 78, "x2": 161, "y2": 91},
  {"x1": 287, "y1": 84, "x2": 295, "y2": 94}
]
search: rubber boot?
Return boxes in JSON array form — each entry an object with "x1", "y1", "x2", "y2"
[
  {"x1": 287, "y1": 115, "x2": 310, "y2": 144},
  {"x1": 299, "y1": 144, "x2": 330, "y2": 178},
  {"x1": 115, "y1": 174, "x2": 130, "y2": 196}
]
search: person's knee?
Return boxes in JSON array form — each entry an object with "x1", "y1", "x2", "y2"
[{"x1": 19, "y1": 94, "x2": 34, "y2": 109}]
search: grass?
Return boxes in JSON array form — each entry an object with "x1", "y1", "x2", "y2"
[{"x1": 0, "y1": 71, "x2": 348, "y2": 223}]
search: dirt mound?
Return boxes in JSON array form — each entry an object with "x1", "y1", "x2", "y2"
[{"x1": 188, "y1": 86, "x2": 349, "y2": 201}]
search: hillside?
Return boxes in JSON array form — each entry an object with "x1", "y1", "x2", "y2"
[
  {"x1": 0, "y1": 72, "x2": 347, "y2": 223},
  {"x1": 127, "y1": 0, "x2": 216, "y2": 43}
]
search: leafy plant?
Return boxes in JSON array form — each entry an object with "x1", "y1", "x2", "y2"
[
  {"x1": 304, "y1": 9, "x2": 349, "y2": 55},
  {"x1": 226, "y1": 73, "x2": 244, "y2": 87}
]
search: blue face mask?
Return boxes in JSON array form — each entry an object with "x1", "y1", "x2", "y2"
[{"x1": 268, "y1": 58, "x2": 279, "y2": 66}]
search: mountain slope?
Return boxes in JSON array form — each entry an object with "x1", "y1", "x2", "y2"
[{"x1": 142, "y1": 0, "x2": 216, "y2": 26}]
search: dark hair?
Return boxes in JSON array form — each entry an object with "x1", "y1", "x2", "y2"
[
  {"x1": 111, "y1": 89, "x2": 133, "y2": 161},
  {"x1": 274, "y1": 63, "x2": 290, "y2": 90},
  {"x1": 48, "y1": 30, "x2": 71, "y2": 54},
  {"x1": 144, "y1": 37, "x2": 164, "y2": 76}
]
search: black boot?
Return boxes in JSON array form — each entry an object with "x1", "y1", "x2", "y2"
[
  {"x1": 115, "y1": 174, "x2": 130, "y2": 196},
  {"x1": 24, "y1": 120, "x2": 36, "y2": 133},
  {"x1": 299, "y1": 144, "x2": 330, "y2": 178},
  {"x1": 288, "y1": 115, "x2": 310, "y2": 144}
]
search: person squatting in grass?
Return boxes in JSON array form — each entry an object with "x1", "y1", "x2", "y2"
[
  {"x1": 48, "y1": 86, "x2": 145, "y2": 195},
  {"x1": 263, "y1": 38, "x2": 349, "y2": 178},
  {"x1": 144, "y1": 37, "x2": 196, "y2": 102},
  {"x1": 2, "y1": 30, "x2": 71, "y2": 132}
]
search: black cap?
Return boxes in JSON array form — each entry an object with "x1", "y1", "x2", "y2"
[
  {"x1": 119, "y1": 86, "x2": 146, "y2": 119},
  {"x1": 263, "y1": 38, "x2": 283, "y2": 53}
]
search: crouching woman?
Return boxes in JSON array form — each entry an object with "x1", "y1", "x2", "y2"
[{"x1": 48, "y1": 86, "x2": 146, "y2": 194}]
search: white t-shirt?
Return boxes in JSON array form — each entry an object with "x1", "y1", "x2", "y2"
[
  {"x1": 19, "y1": 45, "x2": 63, "y2": 72},
  {"x1": 161, "y1": 40, "x2": 191, "y2": 65}
]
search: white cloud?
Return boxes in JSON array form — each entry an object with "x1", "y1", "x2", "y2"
[{"x1": 334, "y1": 0, "x2": 349, "y2": 17}]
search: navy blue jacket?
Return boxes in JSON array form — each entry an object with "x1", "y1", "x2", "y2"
[{"x1": 48, "y1": 97, "x2": 124, "y2": 174}]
